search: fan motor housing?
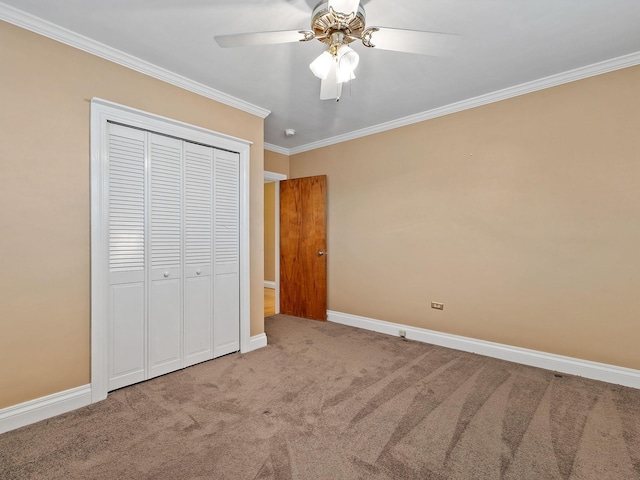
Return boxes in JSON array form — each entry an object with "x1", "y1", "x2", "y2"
[{"x1": 311, "y1": 1, "x2": 366, "y2": 45}]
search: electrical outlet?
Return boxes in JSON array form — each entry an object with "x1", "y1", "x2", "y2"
[
  {"x1": 399, "y1": 330, "x2": 406, "y2": 338},
  {"x1": 431, "y1": 302, "x2": 444, "y2": 310}
]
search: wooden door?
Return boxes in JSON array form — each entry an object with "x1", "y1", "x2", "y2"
[{"x1": 280, "y1": 175, "x2": 327, "y2": 321}]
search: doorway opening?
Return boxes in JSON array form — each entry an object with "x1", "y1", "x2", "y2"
[{"x1": 264, "y1": 171, "x2": 287, "y2": 317}]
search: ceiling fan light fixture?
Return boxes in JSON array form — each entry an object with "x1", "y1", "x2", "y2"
[
  {"x1": 337, "y1": 70, "x2": 356, "y2": 84},
  {"x1": 215, "y1": 0, "x2": 460, "y2": 102},
  {"x1": 310, "y1": 50, "x2": 334, "y2": 79},
  {"x1": 328, "y1": 0, "x2": 360, "y2": 16},
  {"x1": 336, "y1": 45, "x2": 359, "y2": 83}
]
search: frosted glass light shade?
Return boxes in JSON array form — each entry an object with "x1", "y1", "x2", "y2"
[
  {"x1": 337, "y1": 69, "x2": 356, "y2": 84},
  {"x1": 336, "y1": 45, "x2": 359, "y2": 83},
  {"x1": 338, "y1": 45, "x2": 359, "y2": 71},
  {"x1": 309, "y1": 51, "x2": 334, "y2": 79},
  {"x1": 328, "y1": 0, "x2": 360, "y2": 16}
]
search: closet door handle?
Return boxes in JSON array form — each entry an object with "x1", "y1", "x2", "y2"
[
  {"x1": 163, "y1": 272, "x2": 169, "y2": 278},
  {"x1": 196, "y1": 269, "x2": 201, "y2": 275}
]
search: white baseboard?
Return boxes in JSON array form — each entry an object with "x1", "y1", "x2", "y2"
[
  {"x1": 328, "y1": 311, "x2": 640, "y2": 390},
  {"x1": 264, "y1": 281, "x2": 276, "y2": 289},
  {"x1": 1, "y1": 333, "x2": 269, "y2": 434},
  {"x1": 0, "y1": 384, "x2": 92, "y2": 434},
  {"x1": 1, "y1": 332, "x2": 270, "y2": 435},
  {"x1": 248, "y1": 333, "x2": 268, "y2": 352}
]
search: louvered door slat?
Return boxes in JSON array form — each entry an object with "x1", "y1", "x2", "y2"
[
  {"x1": 150, "y1": 136, "x2": 182, "y2": 271},
  {"x1": 109, "y1": 128, "x2": 145, "y2": 275},
  {"x1": 214, "y1": 155, "x2": 239, "y2": 268}
]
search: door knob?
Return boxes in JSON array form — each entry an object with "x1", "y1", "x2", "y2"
[
  {"x1": 318, "y1": 250, "x2": 327, "y2": 257},
  {"x1": 163, "y1": 272, "x2": 169, "y2": 278},
  {"x1": 196, "y1": 269, "x2": 201, "y2": 275}
]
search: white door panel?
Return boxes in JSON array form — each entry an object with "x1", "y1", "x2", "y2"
[
  {"x1": 183, "y1": 142, "x2": 215, "y2": 365},
  {"x1": 184, "y1": 275, "x2": 213, "y2": 366},
  {"x1": 107, "y1": 123, "x2": 146, "y2": 390},
  {"x1": 213, "y1": 149, "x2": 240, "y2": 358},
  {"x1": 150, "y1": 267, "x2": 181, "y2": 281},
  {"x1": 109, "y1": 282, "x2": 145, "y2": 390},
  {"x1": 148, "y1": 133, "x2": 183, "y2": 379},
  {"x1": 148, "y1": 278, "x2": 182, "y2": 378},
  {"x1": 213, "y1": 272, "x2": 240, "y2": 357},
  {"x1": 184, "y1": 265, "x2": 212, "y2": 277}
]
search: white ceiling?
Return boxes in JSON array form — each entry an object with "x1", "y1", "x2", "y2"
[{"x1": 3, "y1": 0, "x2": 640, "y2": 153}]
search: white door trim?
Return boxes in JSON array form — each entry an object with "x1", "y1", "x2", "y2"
[
  {"x1": 264, "y1": 171, "x2": 287, "y2": 314},
  {"x1": 91, "y1": 98, "x2": 252, "y2": 403},
  {"x1": 264, "y1": 172, "x2": 287, "y2": 182}
]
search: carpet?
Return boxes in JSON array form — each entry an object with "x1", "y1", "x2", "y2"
[{"x1": 1, "y1": 314, "x2": 639, "y2": 479}]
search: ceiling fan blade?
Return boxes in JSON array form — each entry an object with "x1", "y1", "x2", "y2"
[
  {"x1": 320, "y1": 61, "x2": 343, "y2": 100},
  {"x1": 362, "y1": 27, "x2": 461, "y2": 56},
  {"x1": 215, "y1": 30, "x2": 314, "y2": 48}
]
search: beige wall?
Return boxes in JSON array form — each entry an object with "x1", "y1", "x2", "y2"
[
  {"x1": 290, "y1": 65, "x2": 640, "y2": 370},
  {"x1": 264, "y1": 182, "x2": 276, "y2": 283},
  {"x1": 265, "y1": 150, "x2": 290, "y2": 176},
  {"x1": 0, "y1": 21, "x2": 265, "y2": 409}
]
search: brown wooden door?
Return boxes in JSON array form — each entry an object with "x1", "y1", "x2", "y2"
[{"x1": 279, "y1": 175, "x2": 327, "y2": 321}]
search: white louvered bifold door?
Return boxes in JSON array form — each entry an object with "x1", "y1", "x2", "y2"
[
  {"x1": 213, "y1": 149, "x2": 240, "y2": 357},
  {"x1": 183, "y1": 142, "x2": 214, "y2": 367},
  {"x1": 107, "y1": 124, "x2": 147, "y2": 391},
  {"x1": 148, "y1": 133, "x2": 183, "y2": 379},
  {"x1": 106, "y1": 125, "x2": 241, "y2": 391}
]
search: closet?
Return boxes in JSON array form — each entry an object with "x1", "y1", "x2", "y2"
[{"x1": 107, "y1": 122, "x2": 239, "y2": 391}]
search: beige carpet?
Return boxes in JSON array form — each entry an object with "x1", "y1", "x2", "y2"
[{"x1": 1, "y1": 314, "x2": 639, "y2": 479}]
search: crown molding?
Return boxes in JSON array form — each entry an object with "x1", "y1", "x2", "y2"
[
  {"x1": 264, "y1": 143, "x2": 291, "y2": 155},
  {"x1": 4, "y1": 1, "x2": 638, "y2": 154},
  {"x1": 287, "y1": 50, "x2": 640, "y2": 155},
  {"x1": 0, "y1": 2, "x2": 271, "y2": 119}
]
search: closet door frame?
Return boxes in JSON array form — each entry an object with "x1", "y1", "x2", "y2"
[{"x1": 90, "y1": 98, "x2": 251, "y2": 403}]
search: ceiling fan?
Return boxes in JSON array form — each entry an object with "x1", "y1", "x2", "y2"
[{"x1": 214, "y1": 0, "x2": 461, "y2": 101}]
